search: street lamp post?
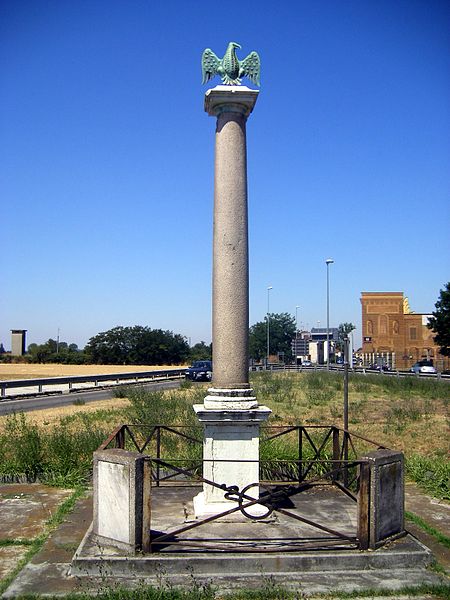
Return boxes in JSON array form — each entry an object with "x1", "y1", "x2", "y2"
[
  {"x1": 325, "y1": 258, "x2": 334, "y2": 370},
  {"x1": 267, "y1": 286, "x2": 273, "y2": 368},
  {"x1": 295, "y1": 305, "x2": 300, "y2": 367}
]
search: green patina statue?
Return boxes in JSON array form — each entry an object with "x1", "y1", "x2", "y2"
[{"x1": 201, "y1": 42, "x2": 260, "y2": 87}]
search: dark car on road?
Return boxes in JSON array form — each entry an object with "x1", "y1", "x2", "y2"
[{"x1": 185, "y1": 361, "x2": 212, "y2": 382}]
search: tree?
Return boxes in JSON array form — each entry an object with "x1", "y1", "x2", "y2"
[
  {"x1": 336, "y1": 322, "x2": 356, "y2": 352},
  {"x1": 249, "y1": 312, "x2": 296, "y2": 362},
  {"x1": 428, "y1": 282, "x2": 450, "y2": 357},
  {"x1": 84, "y1": 326, "x2": 190, "y2": 365},
  {"x1": 189, "y1": 341, "x2": 212, "y2": 362},
  {"x1": 27, "y1": 339, "x2": 86, "y2": 364}
]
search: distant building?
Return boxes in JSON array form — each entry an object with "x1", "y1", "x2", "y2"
[
  {"x1": 310, "y1": 327, "x2": 339, "y2": 343},
  {"x1": 360, "y1": 292, "x2": 448, "y2": 371},
  {"x1": 291, "y1": 330, "x2": 311, "y2": 363},
  {"x1": 291, "y1": 328, "x2": 339, "y2": 365},
  {"x1": 11, "y1": 330, "x2": 27, "y2": 356},
  {"x1": 310, "y1": 327, "x2": 338, "y2": 365}
]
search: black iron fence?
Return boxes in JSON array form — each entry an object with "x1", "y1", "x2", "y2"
[{"x1": 99, "y1": 423, "x2": 390, "y2": 551}]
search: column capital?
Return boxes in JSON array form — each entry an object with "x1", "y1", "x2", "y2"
[{"x1": 205, "y1": 85, "x2": 259, "y2": 118}]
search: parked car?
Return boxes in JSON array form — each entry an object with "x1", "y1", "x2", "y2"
[
  {"x1": 301, "y1": 360, "x2": 312, "y2": 367},
  {"x1": 185, "y1": 360, "x2": 212, "y2": 381},
  {"x1": 369, "y1": 363, "x2": 391, "y2": 372},
  {"x1": 410, "y1": 361, "x2": 437, "y2": 374}
]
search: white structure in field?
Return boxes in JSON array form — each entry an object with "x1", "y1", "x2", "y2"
[
  {"x1": 193, "y1": 86, "x2": 271, "y2": 518},
  {"x1": 11, "y1": 329, "x2": 27, "y2": 356}
]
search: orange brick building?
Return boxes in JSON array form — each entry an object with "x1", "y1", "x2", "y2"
[{"x1": 360, "y1": 292, "x2": 448, "y2": 371}]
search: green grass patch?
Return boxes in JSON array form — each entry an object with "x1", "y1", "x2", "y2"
[
  {"x1": 406, "y1": 510, "x2": 450, "y2": 549},
  {"x1": 0, "y1": 538, "x2": 34, "y2": 547}
]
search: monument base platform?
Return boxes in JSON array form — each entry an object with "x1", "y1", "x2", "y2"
[{"x1": 68, "y1": 486, "x2": 441, "y2": 595}]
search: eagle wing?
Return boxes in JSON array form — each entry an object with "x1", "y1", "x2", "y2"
[
  {"x1": 239, "y1": 51, "x2": 260, "y2": 86},
  {"x1": 201, "y1": 48, "x2": 221, "y2": 85}
]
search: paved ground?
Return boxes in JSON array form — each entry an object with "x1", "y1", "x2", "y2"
[{"x1": 0, "y1": 482, "x2": 449, "y2": 598}]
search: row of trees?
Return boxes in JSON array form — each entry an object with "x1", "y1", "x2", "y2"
[
  {"x1": 17, "y1": 327, "x2": 213, "y2": 365},
  {"x1": 84, "y1": 326, "x2": 190, "y2": 365},
  {"x1": 27, "y1": 339, "x2": 83, "y2": 364}
]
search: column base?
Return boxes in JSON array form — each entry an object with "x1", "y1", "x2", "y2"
[{"x1": 204, "y1": 387, "x2": 257, "y2": 410}]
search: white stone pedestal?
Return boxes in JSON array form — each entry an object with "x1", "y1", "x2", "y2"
[{"x1": 193, "y1": 403, "x2": 271, "y2": 518}]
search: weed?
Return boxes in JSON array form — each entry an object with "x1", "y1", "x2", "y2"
[
  {"x1": 384, "y1": 401, "x2": 422, "y2": 433},
  {"x1": 114, "y1": 385, "x2": 133, "y2": 399},
  {"x1": 406, "y1": 454, "x2": 450, "y2": 499},
  {"x1": 179, "y1": 379, "x2": 193, "y2": 390},
  {"x1": 0, "y1": 413, "x2": 43, "y2": 481},
  {"x1": 0, "y1": 413, "x2": 109, "y2": 486}
]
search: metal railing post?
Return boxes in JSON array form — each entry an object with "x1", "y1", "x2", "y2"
[
  {"x1": 156, "y1": 427, "x2": 161, "y2": 487},
  {"x1": 298, "y1": 426, "x2": 303, "y2": 483},
  {"x1": 116, "y1": 426, "x2": 125, "y2": 449},
  {"x1": 332, "y1": 426, "x2": 340, "y2": 483}
]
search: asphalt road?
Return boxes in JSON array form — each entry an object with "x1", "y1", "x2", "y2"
[{"x1": 0, "y1": 379, "x2": 182, "y2": 416}]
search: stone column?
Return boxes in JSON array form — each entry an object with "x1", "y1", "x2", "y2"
[
  {"x1": 205, "y1": 85, "x2": 259, "y2": 408},
  {"x1": 193, "y1": 86, "x2": 271, "y2": 518}
]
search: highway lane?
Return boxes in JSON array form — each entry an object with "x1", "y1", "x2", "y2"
[{"x1": 0, "y1": 380, "x2": 182, "y2": 416}]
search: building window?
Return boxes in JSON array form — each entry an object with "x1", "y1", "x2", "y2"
[
  {"x1": 380, "y1": 315, "x2": 388, "y2": 335},
  {"x1": 409, "y1": 327, "x2": 417, "y2": 340}
]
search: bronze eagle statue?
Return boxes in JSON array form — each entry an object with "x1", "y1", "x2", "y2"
[{"x1": 201, "y1": 42, "x2": 260, "y2": 87}]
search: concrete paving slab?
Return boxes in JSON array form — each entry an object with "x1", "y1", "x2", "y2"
[
  {"x1": 0, "y1": 547, "x2": 28, "y2": 581},
  {"x1": 3, "y1": 563, "x2": 445, "y2": 598},
  {"x1": 0, "y1": 484, "x2": 72, "y2": 540},
  {"x1": 405, "y1": 482, "x2": 450, "y2": 537}
]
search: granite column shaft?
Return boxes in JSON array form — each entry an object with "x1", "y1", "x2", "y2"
[{"x1": 212, "y1": 109, "x2": 249, "y2": 388}]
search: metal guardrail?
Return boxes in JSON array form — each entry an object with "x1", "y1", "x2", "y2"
[
  {"x1": 251, "y1": 364, "x2": 450, "y2": 380},
  {"x1": 0, "y1": 368, "x2": 186, "y2": 398}
]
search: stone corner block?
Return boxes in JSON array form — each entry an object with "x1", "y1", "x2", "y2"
[
  {"x1": 361, "y1": 448, "x2": 405, "y2": 548},
  {"x1": 93, "y1": 448, "x2": 150, "y2": 554}
]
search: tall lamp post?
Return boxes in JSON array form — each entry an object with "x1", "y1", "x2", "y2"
[
  {"x1": 267, "y1": 286, "x2": 273, "y2": 368},
  {"x1": 325, "y1": 258, "x2": 334, "y2": 370},
  {"x1": 295, "y1": 305, "x2": 300, "y2": 367}
]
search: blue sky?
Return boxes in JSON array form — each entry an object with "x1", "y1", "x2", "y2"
[{"x1": 1, "y1": 0, "x2": 449, "y2": 351}]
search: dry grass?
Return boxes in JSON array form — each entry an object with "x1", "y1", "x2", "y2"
[
  {"x1": 0, "y1": 363, "x2": 187, "y2": 381},
  {"x1": 0, "y1": 397, "x2": 131, "y2": 431},
  {"x1": 251, "y1": 372, "x2": 449, "y2": 458}
]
